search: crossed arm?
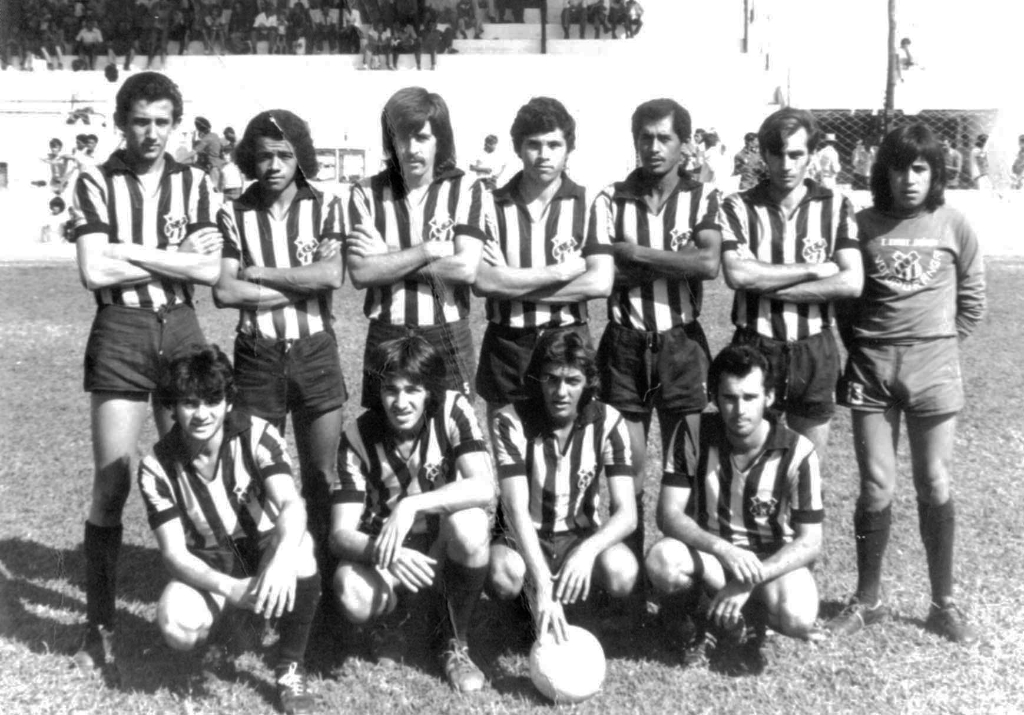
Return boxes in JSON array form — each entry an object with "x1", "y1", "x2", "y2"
[
  {"x1": 212, "y1": 240, "x2": 343, "y2": 310},
  {"x1": 76, "y1": 228, "x2": 223, "y2": 291},
  {"x1": 153, "y1": 472, "x2": 310, "y2": 619},
  {"x1": 346, "y1": 222, "x2": 483, "y2": 289},
  {"x1": 473, "y1": 242, "x2": 613, "y2": 304},
  {"x1": 722, "y1": 245, "x2": 863, "y2": 302},
  {"x1": 613, "y1": 228, "x2": 721, "y2": 288}
]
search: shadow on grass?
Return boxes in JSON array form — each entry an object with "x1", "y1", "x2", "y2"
[{"x1": 0, "y1": 536, "x2": 279, "y2": 707}]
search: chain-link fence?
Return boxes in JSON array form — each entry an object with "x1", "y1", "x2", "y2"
[{"x1": 809, "y1": 108, "x2": 1016, "y2": 190}]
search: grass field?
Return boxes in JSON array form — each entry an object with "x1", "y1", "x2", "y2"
[{"x1": 1, "y1": 257, "x2": 1022, "y2": 714}]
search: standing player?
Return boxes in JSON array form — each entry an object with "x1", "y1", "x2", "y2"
[
  {"x1": 138, "y1": 346, "x2": 321, "y2": 715},
  {"x1": 474, "y1": 96, "x2": 613, "y2": 430},
  {"x1": 828, "y1": 124, "x2": 985, "y2": 643},
  {"x1": 70, "y1": 71, "x2": 222, "y2": 682},
  {"x1": 347, "y1": 86, "x2": 488, "y2": 406},
  {"x1": 487, "y1": 331, "x2": 637, "y2": 642},
  {"x1": 590, "y1": 98, "x2": 722, "y2": 564},
  {"x1": 719, "y1": 107, "x2": 863, "y2": 466},
  {"x1": 213, "y1": 109, "x2": 347, "y2": 576},
  {"x1": 646, "y1": 345, "x2": 823, "y2": 667},
  {"x1": 329, "y1": 337, "x2": 494, "y2": 693}
]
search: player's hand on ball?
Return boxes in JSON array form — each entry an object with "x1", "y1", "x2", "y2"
[
  {"x1": 535, "y1": 590, "x2": 570, "y2": 644},
  {"x1": 386, "y1": 548, "x2": 437, "y2": 592}
]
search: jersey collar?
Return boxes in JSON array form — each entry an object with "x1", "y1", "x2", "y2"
[
  {"x1": 233, "y1": 181, "x2": 319, "y2": 212},
  {"x1": 612, "y1": 166, "x2": 702, "y2": 202},
  {"x1": 377, "y1": 166, "x2": 466, "y2": 200},
  {"x1": 746, "y1": 177, "x2": 833, "y2": 206},
  {"x1": 515, "y1": 399, "x2": 603, "y2": 439},
  {"x1": 104, "y1": 150, "x2": 187, "y2": 177},
  {"x1": 492, "y1": 171, "x2": 585, "y2": 207}
]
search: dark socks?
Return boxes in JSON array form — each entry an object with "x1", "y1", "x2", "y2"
[
  {"x1": 277, "y1": 574, "x2": 322, "y2": 666},
  {"x1": 918, "y1": 499, "x2": 955, "y2": 605},
  {"x1": 84, "y1": 521, "x2": 122, "y2": 631},
  {"x1": 442, "y1": 559, "x2": 487, "y2": 644},
  {"x1": 853, "y1": 505, "x2": 891, "y2": 605}
]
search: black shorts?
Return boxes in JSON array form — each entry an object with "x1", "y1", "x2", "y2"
[
  {"x1": 730, "y1": 327, "x2": 839, "y2": 420},
  {"x1": 475, "y1": 322, "x2": 592, "y2": 406},
  {"x1": 597, "y1": 320, "x2": 711, "y2": 416},
  {"x1": 83, "y1": 303, "x2": 205, "y2": 394},
  {"x1": 494, "y1": 528, "x2": 595, "y2": 576},
  {"x1": 360, "y1": 318, "x2": 476, "y2": 408},
  {"x1": 192, "y1": 531, "x2": 276, "y2": 579},
  {"x1": 233, "y1": 330, "x2": 347, "y2": 423}
]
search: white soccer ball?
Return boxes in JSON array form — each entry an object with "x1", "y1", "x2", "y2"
[{"x1": 528, "y1": 625, "x2": 606, "y2": 704}]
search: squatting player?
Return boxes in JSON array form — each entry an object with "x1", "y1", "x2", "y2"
[
  {"x1": 213, "y1": 109, "x2": 347, "y2": 571},
  {"x1": 346, "y1": 87, "x2": 489, "y2": 404},
  {"x1": 329, "y1": 337, "x2": 495, "y2": 693},
  {"x1": 138, "y1": 346, "x2": 321, "y2": 715},
  {"x1": 720, "y1": 107, "x2": 863, "y2": 466},
  {"x1": 473, "y1": 96, "x2": 613, "y2": 430},
  {"x1": 591, "y1": 98, "x2": 722, "y2": 564},
  {"x1": 828, "y1": 124, "x2": 985, "y2": 643},
  {"x1": 71, "y1": 71, "x2": 222, "y2": 681},
  {"x1": 487, "y1": 330, "x2": 637, "y2": 642},
  {"x1": 646, "y1": 345, "x2": 823, "y2": 667}
]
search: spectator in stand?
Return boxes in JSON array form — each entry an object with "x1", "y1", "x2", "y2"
[
  {"x1": 361, "y1": 20, "x2": 387, "y2": 69},
  {"x1": 196, "y1": 2, "x2": 216, "y2": 54},
  {"x1": 251, "y1": 0, "x2": 277, "y2": 53},
  {"x1": 607, "y1": 0, "x2": 627, "y2": 38},
  {"x1": 625, "y1": 0, "x2": 642, "y2": 37},
  {"x1": 1011, "y1": 135, "x2": 1024, "y2": 190},
  {"x1": 969, "y1": 134, "x2": 990, "y2": 190},
  {"x1": 390, "y1": 19, "x2": 421, "y2": 69},
  {"x1": 456, "y1": 0, "x2": 483, "y2": 39},
  {"x1": 561, "y1": 0, "x2": 585, "y2": 39},
  {"x1": 169, "y1": 0, "x2": 197, "y2": 55},
  {"x1": 288, "y1": 0, "x2": 313, "y2": 53},
  {"x1": 851, "y1": 138, "x2": 871, "y2": 190},
  {"x1": 324, "y1": 0, "x2": 343, "y2": 51},
  {"x1": 38, "y1": 7, "x2": 67, "y2": 69},
  {"x1": 941, "y1": 138, "x2": 962, "y2": 190},
  {"x1": 339, "y1": 1, "x2": 363, "y2": 53},
  {"x1": 308, "y1": 0, "x2": 329, "y2": 52},
  {"x1": 734, "y1": 132, "x2": 766, "y2": 191},
  {"x1": 105, "y1": 12, "x2": 140, "y2": 70},
  {"x1": 586, "y1": 0, "x2": 608, "y2": 39},
  {"x1": 419, "y1": 18, "x2": 452, "y2": 70},
  {"x1": 226, "y1": 1, "x2": 250, "y2": 53},
  {"x1": 76, "y1": 17, "x2": 104, "y2": 70},
  {"x1": 145, "y1": 0, "x2": 172, "y2": 69},
  {"x1": 273, "y1": 0, "x2": 290, "y2": 54}
]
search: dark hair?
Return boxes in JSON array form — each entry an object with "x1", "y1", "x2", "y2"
[
  {"x1": 631, "y1": 98, "x2": 691, "y2": 144},
  {"x1": 381, "y1": 87, "x2": 457, "y2": 182},
  {"x1": 235, "y1": 109, "x2": 318, "y2": 181},
  {"x1": 757, "y1": 107, "x2": 822, "y2": 156},
  {"x1": 114, "y1": 71, "x2": 184, "y2": 129},
  {"x1": 870, "y1": 123, "x2": 945, "y2": 213},
  {"x1": 744, "y1": 132, "x2": 757, "y2": 143},
  {"x1": 365, "y1": 337, "x2": 448, "y2": 418},
  {"x1": 49, "y1": 138, "x2": 63, "y2": 149},
  {"x1": 76, "y1": 133, "x2": 88, "y2": 144},
  {"x1": 975, "y1": 133, "x2": 988, "y2": 147},
  {"x1": 703, "y1": 131, "x2": 720, "y2": 148},
  {"x1": 524, "y1": 330, "x2": 600, "y2": 411},
  {"x1": 86, "y1": 134, "x2": 98, "y2": 143},
  {"x1": 510, "y1": 96, "x2": 577, "y2": 154},
  {"x1": 49, "y1": 196, "x2": 66, "y2": 211},
  {"x1": 707, "y1": 345, "x2": 773, "y2": 401},
  {"x1": 157, "y1": 344, "x2": 236, "y2": 408}
]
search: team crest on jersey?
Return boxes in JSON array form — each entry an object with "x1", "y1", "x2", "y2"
[
  {"x1": 428, "y1": 215, "x2": 455, "y2": 243},
  {"x1": 295, "y1": 236, "x2": 320, "y2": 266},
  {"x1": 669, "y1": 227, "x2": 692, "y2": 252},
  {"x1": 874, "y1": 243, "x2": 941, "y2": 289},
  {"x1": 576, "y1": 467, "x2": 595, "y2": 491},
  {"x1": 164, "y1": 214, "x2": 188, "y2": 246},
  {"x1": 801, "y1": 236, "x2": 828, "y2": 264},
  {"x1": 889, "y1": 250, "x2": 925, "y2": 284},
  {"x1": 748, "y1": 494, "x2": 778, "y2": 519},
  {"x1": 422, "y1": 456, "x2": 450, "y2": 484},
  {"x1": 551, "y1": 234, "x2": 580, "y2": 263}
]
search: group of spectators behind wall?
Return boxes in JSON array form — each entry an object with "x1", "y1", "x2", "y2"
[{"x1": 2, "y1": 0, "x2": 643, "y2": 72}]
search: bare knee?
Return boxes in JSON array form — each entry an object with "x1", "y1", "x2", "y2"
[
  {"x1": 597, "y1": 544, "x2": 638, "y2": 599},
  {"x1": 443, "y1": 508, "x2": 491, "y2": 565},
  {"x1": 645, "y1": 538, "x2": 695, "y2": 596},
  {"x1": 762, "y1": 573, "x2": 819, "y2": 639},
  {"x1": 333, "y1": 564, "x2": 388, "y2": 624},
  {"x1": 158, "y1": 584, "x2": 214, "y2": 652},
  {"x1": 486, "y1": 545, "x2": 525, "y2": 601}
]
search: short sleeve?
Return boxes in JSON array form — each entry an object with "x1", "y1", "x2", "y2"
[
  {"x1": 252, "y1": 421, "x2": 292, "y2": 482},
  {"x1": 332, "y1": 424, "x2": 369, "y2": 506},
  {"x1": 492, "y1": 409, "x2": 528, "y2": 480},
  {"x1": 586, "y1": 187, "x2": 617, "y2": 255},
  {"x1": 453, "y1": 178, "x2": 489, "y2": 243},
  {"x1": 137, "y1": 455, "x2": 182, "y2": 531},
  {"x1": 320, "y1": 193, "x2": 348, "y2": 241},
  {"x1": 216, "y1": 206, "x2": 242, "y2": 262},
  {"x1": 602, "y1": 412, "x2": 633, "y2": 479},
  {"x1": 348, "y1": 181, "x2": 374, "y2": 231},
  {"x1": 71, "y1": 169, "x2": 110, "y2": 241},
  {"x1": 717, "y1": 191, "x2": 749, "y2": 254},
  {"x1": 833, "y1": 194, "x2": 860, "y2": 252},
  {"x1": 789, "y1": 440, "x2": 824, "y2": 525},
  {"x1": 661, "y1": 419, "x2": 697, "y2": 489},
  {"x1": 446, "y1": 392, "x2": 487, "y2": 459}
]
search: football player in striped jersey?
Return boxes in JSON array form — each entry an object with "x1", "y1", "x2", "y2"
[
  {"x1": 487, "y1": 330, "x2": 637, "y2": 643},
  {"x1": 139, "y1": 345, "x2": 320, "y2": 715},
  {"x1": 646, "y1": 345, "x2": 823, "y2": 669}
]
